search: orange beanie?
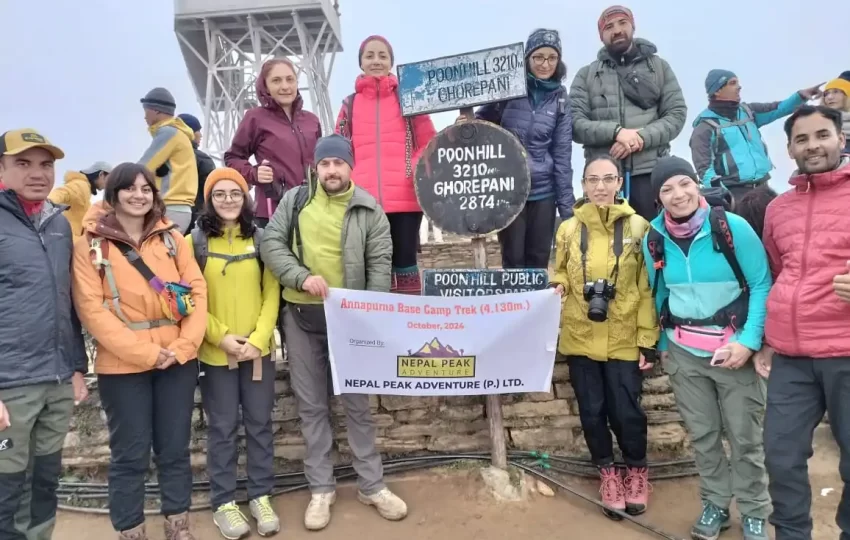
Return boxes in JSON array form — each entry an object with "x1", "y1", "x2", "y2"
[{"x1": 204, "y1": 167, "x2": 249, "y2": 201}]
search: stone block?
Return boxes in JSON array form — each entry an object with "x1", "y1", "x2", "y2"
[
  {"x1": 63, "y1": 432, "x2": 80, "y2": 449},
  {"x1": 271, "y1": 396, "x2": 299, "y2": 422},
  {"x1": 503, "y1": 415, "x2": 581, "y2": 430},
  {"x1": 641, "y1": 393, "x2": 677, "y2": 410},
  {"x1": 510, "y1": 427, "x2": 574, "y2": 450},
  {"x1": 647, "y1": 423, "x2": 688, "y2": 451},
  {"x1": 553, "y1": 383, "x2": 575, "y2": 400},
  {"x1": 348, "y1": 437, "x2": 426, "y2": 454},
  {"x1": 438, "y1": 405, "x2": 484, "y2": 421},
  {"x1": 274, "y1": 444, "x2": 306, "y2": 460},
  {"x1": 502, "y1": 400, "x2": 570, "y2": 419},
  {"x1": 642, "y1": 375, "x2": 671, "y2": 395},
  {"x1": 427, "y1": 432, "x2": 492, "y2": 452},
  {"x1": 274, "y1": 379, "x2": 291, "y2": 395},
  {"x1": 552, "y1": 362, "x2": 570, "y2": 382},
  {"x1": 392, "y1": 409, "x2": 431, "y2": 423},
  {"x1": 385, "y1": 423, "x2": 438, "y2": 439},
  {"x1": 379, "y1": 396, "x2": 438, "y2": 411}
]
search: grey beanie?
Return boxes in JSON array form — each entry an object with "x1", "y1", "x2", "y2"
[
  {"x1": 140, "y1": 87, "x2": 176, "y2": 116},
  {"x1": 314, "y1": 134, "x2": 354, "y2": 169}
]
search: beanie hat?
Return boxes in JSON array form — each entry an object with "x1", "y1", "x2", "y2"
[
  {"x1": 140, "y1": 87, "x2": 176, "y2": 116},
  {"x1": 314, "y1": 134, "x2": 354, "y2": 169},
  {"x1": 359, "y1": 35, "x2": 394, "y2": 67},
  {"x1": 825, "y1": 71, "x2": 850, "y2": 97},
  {"x1": 705, "y1": 69, "x2": 737, "y2": 96},
  {"x1": 525, "y1": 29, "x2": 562, "y2": 58},
  {"x1": 203, "y1": 167, "x2": 250, "y2": 201},
  {"x1": 177, "y1": 113, "x2": 202, "y2": 132},
  {"x1": 598, "y1": 5, "x2": 635, "y2": 38},
  {"x1": 650, "y1": 156, "x2": 698, "y2": 201}
]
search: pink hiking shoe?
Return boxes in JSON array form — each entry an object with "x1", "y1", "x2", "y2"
[
  {"x1": 599, "y1": 466, "x2": 626, "y2": 519},
  {"x1": 624, "y1": 467, "x2": 651, "y2": 515}
]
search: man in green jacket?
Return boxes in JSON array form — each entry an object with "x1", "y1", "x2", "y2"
[
  {"x1": 260, "y1": 134, "x2": 406, "y2": 532},
  {"x1": 570, "y1": 5, "x2": 687, "y2": 221}
]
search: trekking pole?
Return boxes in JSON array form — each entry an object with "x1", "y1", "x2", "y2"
[
  {"x1": 260, "y1": 159, "x2": 274, "y2": 220},
  {"x1": 622, "y1": 158, "x2": 632, "y2": 202}
]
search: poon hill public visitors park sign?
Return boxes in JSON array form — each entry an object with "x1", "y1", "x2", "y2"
[{"x1": 399, "y1": 43, "x2": 548, "y2": 470}]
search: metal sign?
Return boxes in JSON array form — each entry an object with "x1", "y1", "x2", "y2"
[
  {"x1": 422, "y1": 269, "x2": 549, "y2": 297},
  {"x1": 415, "y1": 120, "x2": 530, "y2": 236},
  {"x1": 397, "y1": 42, "x2": 527, "y2": 116}
]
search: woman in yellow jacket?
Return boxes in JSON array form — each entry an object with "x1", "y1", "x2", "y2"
[
  {"x1": 550, "y1": 156, "x2": 659, "y2": 518},
  {"x1": 185, "y1": 168, "x2": 281, "y2": 540}
]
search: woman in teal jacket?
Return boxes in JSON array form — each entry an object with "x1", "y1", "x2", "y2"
[{"x1": 642, "y1": 156, "x2": 772, "y2": 540}]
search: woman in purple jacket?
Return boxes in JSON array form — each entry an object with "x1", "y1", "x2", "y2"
[
  {"x1": 225, "y1": 58, "x2": 322, "y2": 227},
  {"x1": 475, "y1": 28, "x2": 574, "y2": 269}
]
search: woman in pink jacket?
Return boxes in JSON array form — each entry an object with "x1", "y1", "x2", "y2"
[{"x1": 335, "y1": 35, "x2": 437, "y2": 294}]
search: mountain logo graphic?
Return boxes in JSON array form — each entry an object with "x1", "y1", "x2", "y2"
[
  {"x1": 407, "y1": 337, "x2": 464, "y2": 358},
  {"x1": 397, "y1": 338, "x2": 475, "y2": 379}
]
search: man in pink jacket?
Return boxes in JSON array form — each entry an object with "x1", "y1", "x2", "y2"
[{"x1": 758, "y1": 104, "x2": 850, "y2": 540}]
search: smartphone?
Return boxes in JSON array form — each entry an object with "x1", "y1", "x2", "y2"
[{"x1": 710, "y1": 347, "x2": 731, "y2": 366}]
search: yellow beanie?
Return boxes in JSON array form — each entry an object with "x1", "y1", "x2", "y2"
[
  {"x1": 204, "y1": 167, "x2": 249, "y2": 201},
  {"x1": 825, "y1": 77, "x2": 850, "y2": 97}
]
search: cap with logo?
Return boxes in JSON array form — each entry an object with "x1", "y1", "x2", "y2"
[
  {"x1": 81, "y1": 161, "x2": 113, "y2": 175},
  {"x1": 0, "y1": 129, "x2": 65, "y2": 159}
]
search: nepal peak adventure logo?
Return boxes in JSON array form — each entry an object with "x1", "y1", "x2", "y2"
[{"x1": 397, "y1": 338, "x2": 476, "y2": 378}]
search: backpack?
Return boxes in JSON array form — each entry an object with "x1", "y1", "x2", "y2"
[
  {"x1": 558, "y1": 212, "x2": 647, "y2": 262},
  {"x1": 699, "y1": 103, "x2": 757, "y2": 182},
  {"x1": 644, "y1": 191, "x2": 749, "y2": 330},
  {"x1": 191, "y1": 227, "x2": 265, "y2": 277},
  {"x1": 490, "y1": 85, "x2": 569, "y2": 124}
]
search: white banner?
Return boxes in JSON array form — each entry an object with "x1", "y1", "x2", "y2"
[{"x1": 324, "y1": 288, "x2": 561, "y2": 396}]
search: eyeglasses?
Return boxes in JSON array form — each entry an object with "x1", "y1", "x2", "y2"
[
  {"x1": 583, "y1": 175, "x2": 620, "y2": 186},
  {"x1": 531, "y1": 54, "x2": 559, "y2": 66},
  {"x1": 211, "y1": 190, "x2": 244, "y2": 202}
]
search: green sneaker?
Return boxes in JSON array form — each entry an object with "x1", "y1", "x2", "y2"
[
  {"x1": 742, "y1": 515, "x2": 768, "y2": 540},
  {"x1": 249, "y1": 495, "x2": 281, "y2": 537},
  {"x1": 212, "y1": 502, "x2": 250, "y2": 540},
  {"x1": 691, "y1": 501, "x2": 731, "y2": 540}
]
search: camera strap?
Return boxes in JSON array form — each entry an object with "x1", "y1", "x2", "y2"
[{"x1": 579, "y1": 218, "x2": 625, "y2": 286}]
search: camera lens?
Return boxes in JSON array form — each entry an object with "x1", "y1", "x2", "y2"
[{"x1": 587, "y1": 296, "x2": 609, "y2": 323}]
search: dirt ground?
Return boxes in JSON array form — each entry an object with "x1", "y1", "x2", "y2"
[{"x1": 54, "y1": 427, "x2": 842, "y2": 540}]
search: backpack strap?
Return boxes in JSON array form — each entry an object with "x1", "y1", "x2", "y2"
[
  {"x1": 340, "y1": 93, "x2": 356, "y2": 140},
  {"x1": 191, "y1": 228, "x2": 208, "y2": 273},
  {"x1": 290, "y1": 185, "x2": 312, "y2": 268},
  {"x1": 708, "y1": 207, "x2": 747, "y2": 291},
  {"x1": 161, "y1": 230, "x2": 178, "y2": 258},
  {"x1": 645, "y1": 226, "x2": 665, "y2": 297}
]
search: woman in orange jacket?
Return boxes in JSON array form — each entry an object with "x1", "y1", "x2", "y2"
[{"x1": 71, "y1": 163, "x2": 207, "y2": 540}]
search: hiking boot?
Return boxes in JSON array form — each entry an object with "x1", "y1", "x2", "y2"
[
  {"x1": 624, "y1": 467, "x2": 651, "y2": 515},
  {"x1": 212, "y1": 502, "x2": 250, "y2": 540},
  {"x1": 249, "y1": 495, "x2": 281, "y2": 536},
  {"x1": 357, "y1": 488, "x2": 408, "y2": 520},
  {"x1": 599, "y1": 466, "x2": 626, "y2": 519},
  {"x1": 164, "y1": 512, "x2": 195, "y2": 540},
  {"x1": 118, "y1": 523, "x2": 147, "y2": 540},
  {"x1": 304, "y1": 491, "x2": 336, "y2": 531},
  {"x1": 742, "y1": 515, "x2": 768, "y2": 540},
  {"x1": 691, "y1": 502, "x2": 731, "y2": 540}
]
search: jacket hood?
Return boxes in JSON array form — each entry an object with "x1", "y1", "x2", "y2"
[
  {"x1": 789, "y1": 156, "x2": 850, "y2": 191},
  {"x1": 149, "y1": 116, "x2": 195, "y2": 141},
  {"x1": 355, "y1": 73, "x2": 399, "y2": 97},
  {"x1": 256, "y1": 61, "x2": 305, "y2": 113},
  {"x1": 63, "y1": 171, "x2": 90, "y2": 187},
  {"x1": 573, "y1": 197, "x2": 636, "y2": 229},
  {"x1": 597, "y1": 37, "x2": 657, "y2": 63}
]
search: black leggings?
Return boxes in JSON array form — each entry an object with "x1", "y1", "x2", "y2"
[
  {"x1": 498, "y1": 197, "x2": 557, "y2": 269},
  {"x1": 387, "y1": 212, "x2": 423, "y2": 269}
]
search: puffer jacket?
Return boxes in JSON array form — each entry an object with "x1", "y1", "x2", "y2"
[
  {"x1": 71, "y1": 204, "x2": 207, "y2": 374},
  {"x1": 476, "y1": 83, "x2": 575, "y2": 218},
  {"x1": 843, "y1": 111, "x2": 850, "y2": 153},
  {"x1": 48, "y1": 171, "x2": 92, "y2": 239},
  {"x1": 260, "y1": 179, "x2": 392, "y2": 295},
  {"x1": 569, "y1": 39, "x2": 687, "y2": 176},
  {"x1": 139, "y1": 116, "x2": 199, "y2": 207},
  {"x1": 0, "y1": 194, "x2": 87, "y2": 389},
  {"x1": 334, "y1": 74, "x2": 437, "y2": 213},
  {"x1": 763, "y1": 158, "x2": 850, "y2": 358},
  {"x1": 550, "y1": 199, "x2": 657, "y2": 361},
  {"x1": 225, "y1": 90, "x2": 322, "y2": 220}
]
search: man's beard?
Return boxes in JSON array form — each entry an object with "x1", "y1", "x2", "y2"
[
  {"x1": 606, "y1": 35, "x2": 632, "y2": 55},
  {"x1": 797, "y1": 152, "x2": 840, "y2": 174},
  {"x1": 321, "y1": 176, "x2": 350, "y2": 195}
]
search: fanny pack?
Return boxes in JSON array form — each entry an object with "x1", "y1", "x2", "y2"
[
  {"x1": 116, "y1": 241, "x2": 195, "y2": 322},
  {"x1": 290, "y1": 303, "x2": 327, "y2": 334},
  {"x1": 674, "y1": 325, "x2": 733, "y2": 353}
]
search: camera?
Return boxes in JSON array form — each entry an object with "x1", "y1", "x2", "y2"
[{"x1": 583, "y1": 278, "x2": 617, "y2": 323}]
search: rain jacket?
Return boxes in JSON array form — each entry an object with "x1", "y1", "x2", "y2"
[
  {"x1": 690, "y1": 93, "x2": 805, "y2": 187},
  {"x1": 334, "y1": 74, "x2": 437, "y2": 213},
  {"x1": 643, "y1": 208, "x2": 772, "y2": 355},
  {"x1": 139, "y1": 116, "x2": 199, "y2": 207},
  {"x1": 71, "y1": 204, "x2": 207, "y2": 374},
  {"x1": 0, "y1": 194, "x2": 87, "y2": 389},
  {"x1": 476, "y1": 82, "x2": 575, "y2": 218},
  {"x1": 48, "y1": 171, "x2": 92, "y2": 239},
  {"x1": 550, "y1": 199, "x2": 657, "y2": 361},
  {"x1": 185, "y1": 226, "x2": 280, "y2": 366},
  {"x1": 570, "y1": 39, "x2": 687, "y2": 177},
  {"x1": 762, "y1": 157, "x2": 850, "y2": 358},
  {"x1": 225, "y1": 86, "x2": 322, "y2": 220},
  {"x1": 260, "y1": 181, "x2": 392, "y2": 301}
]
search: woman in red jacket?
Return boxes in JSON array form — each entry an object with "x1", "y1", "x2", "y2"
[
  {"x1": 335, "y1": 35, "x2": 437, "y2": 294},
  {"x1": 225, "y1": 58, "x2": 322, "y2": 227}
]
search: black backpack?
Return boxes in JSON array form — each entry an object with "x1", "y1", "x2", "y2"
[
  {"x1": 191, "y1": 227, "x2": 265, "y2": 278},
  {"x1": 644, "y1": 187, "x2": 749, "y2": 330}
]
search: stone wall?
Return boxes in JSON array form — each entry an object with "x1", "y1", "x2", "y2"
[{"x1": 62, "y1": 237, "x2": 690, "y2": 474}]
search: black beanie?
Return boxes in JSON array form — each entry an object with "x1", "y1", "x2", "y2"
[{"x1": 650, "y1": 156, "x2": 698, "y2": 201}]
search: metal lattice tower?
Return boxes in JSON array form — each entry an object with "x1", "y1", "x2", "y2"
[{"x1": 174, "y1": 0, "x2": 343, "y2": 161}]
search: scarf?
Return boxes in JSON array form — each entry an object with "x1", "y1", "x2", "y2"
[
  {"x1": 0, "y1": 182, "x2": 44, "y2": 217},
  {"x1": 664, "y1": 197, "x2": 709, "y2": 238},
  {"x1": 708, "y1": 98, "x2": 740, "y2": 121},
  {"x1": 526, "y1": 73, "x2": 562, "y2": 107}
]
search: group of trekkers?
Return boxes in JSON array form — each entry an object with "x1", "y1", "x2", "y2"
[{"x1": 0, "y1": 3, "x2": 849, "y2": 540}]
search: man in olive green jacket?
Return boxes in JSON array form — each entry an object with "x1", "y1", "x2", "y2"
[
  {"x1": 570, "y1": 5, "x2": 687, "y2": 221},
  {"x1": 260, "y1": 134, "x2": 406, "y2": 532}
]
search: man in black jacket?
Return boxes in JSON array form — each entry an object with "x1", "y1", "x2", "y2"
[
  {"x1": 178, "y1": 113, "x2": 216, "y2": 233},
  {"x1": 0, "y1": 129, "x2": 89, "y2": 540}
]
